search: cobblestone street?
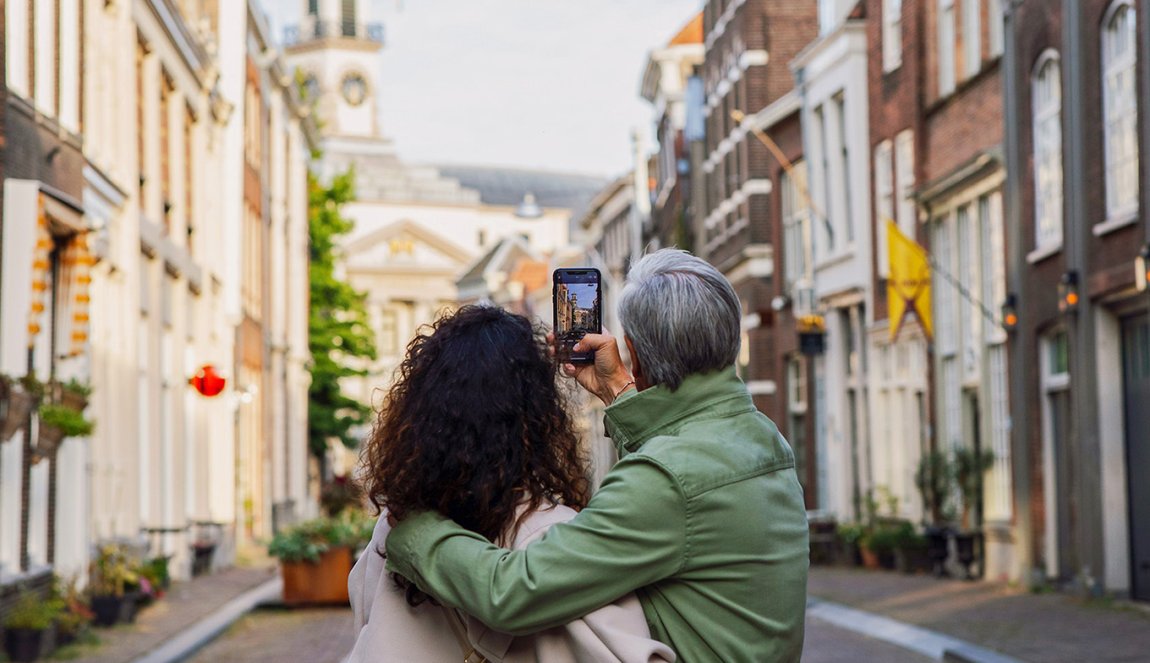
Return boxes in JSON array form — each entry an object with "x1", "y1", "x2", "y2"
[
  {"x1": 187, "y1": 607, "x2": 356, "y2": 663},
  {"x1": 176, "y1": 604, "x2": 927, "y2": 662}
]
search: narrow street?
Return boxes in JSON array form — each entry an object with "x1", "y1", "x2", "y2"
[{"x1": 184, "y1": 606, "x2": 928, "y2": 662}]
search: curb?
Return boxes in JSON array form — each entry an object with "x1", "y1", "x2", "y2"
[
  {"x1": 131, "y1": 577, "x2": 284, "y2": 663},
  {"x1": 807, "y1": 598, "x2": 1024, "y2": 663}
]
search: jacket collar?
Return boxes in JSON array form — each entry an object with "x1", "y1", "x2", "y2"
[{"x1": 605, "y1": 367, "x2": 756, "y2": 456}]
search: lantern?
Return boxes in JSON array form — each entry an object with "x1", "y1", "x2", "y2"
[
  {"x1": 1058, "y1": 271, "x2": 1079, "y2": 314},
  {"x1": 190, "y1": 365, "x2": 226, "y2": 397}
]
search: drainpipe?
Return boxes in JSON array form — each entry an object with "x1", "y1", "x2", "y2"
[
  {"x1": 1142, "y1": 0, "x2": 1150, "y2": 244},
  {"x1": 1001, "y1": 0, "x2": 1035, "y2": 586},
  {"x1": 1062, "y1": 0, "x2": 1104, "y2": 592}
]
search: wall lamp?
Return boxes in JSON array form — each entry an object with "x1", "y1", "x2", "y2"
[
  {"x1": 1137, "y1": 243, "x2": 1150, "y2": 293},
  {"x1": 1001, "y1": 294, "x2": 1019, "y2": 332},
  {"x1": 1058, "y1": 271, "x2": 1080, "y2": 314}
]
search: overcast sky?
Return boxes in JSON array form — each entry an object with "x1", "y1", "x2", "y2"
[{"x1": 267, "y1": 0, "x2": 702, "y2": 177}]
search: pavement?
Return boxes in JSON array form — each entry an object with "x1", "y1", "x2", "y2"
[
  {"x1": 59, "y1": 562, "x2": 1150, "y2": 662},
  {"x1": 808, "y1": 566, "x2": 1150, "y2": 662},
  {"x1": 58, "y1": 565, "x2": 278, "y2": 663}
]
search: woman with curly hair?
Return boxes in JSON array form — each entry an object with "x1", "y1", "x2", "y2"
[{"x1": 347, "y1": 305, "x2": 674, "y2": 663}]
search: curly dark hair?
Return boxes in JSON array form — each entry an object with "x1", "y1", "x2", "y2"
[{"x1": 360, "y1": 305, "x2": 591, "y2": 605}]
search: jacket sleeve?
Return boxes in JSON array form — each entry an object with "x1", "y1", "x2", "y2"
[{"x1": 385, "y1": 456, "x2": 688, "y2": 636}]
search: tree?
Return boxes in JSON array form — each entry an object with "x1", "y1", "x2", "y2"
[{"x1": 307, "y1": 170, "x2": 377, "y2": 462}]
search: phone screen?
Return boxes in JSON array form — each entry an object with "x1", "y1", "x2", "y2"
[{"x1": 553, "y1": 269, "x2": 602, "y2": 364}]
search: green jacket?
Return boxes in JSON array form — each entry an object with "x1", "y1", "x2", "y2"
[{"x1": 385, "y1": 368, "x2": 810, "y2": 661}]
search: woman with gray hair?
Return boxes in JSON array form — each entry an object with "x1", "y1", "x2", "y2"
[{"x1": 386, "y1": 248, "x2": 810, "y2": 662}]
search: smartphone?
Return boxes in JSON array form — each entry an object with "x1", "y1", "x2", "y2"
[{"x1": 553, "y1": 268, "x2": 602, "y2": 364}]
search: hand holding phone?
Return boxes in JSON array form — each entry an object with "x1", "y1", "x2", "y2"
[{"x1": 553, "y1": 268, "x2": 602, "y2": 364}]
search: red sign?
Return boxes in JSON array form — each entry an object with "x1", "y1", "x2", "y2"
[{"x1": 190, "y1": 365, "x2": 226, "y2": 397}]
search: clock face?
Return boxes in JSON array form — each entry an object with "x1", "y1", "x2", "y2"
[{"x1": 342, "y1": 72, "x2": 368, "y2": 107}]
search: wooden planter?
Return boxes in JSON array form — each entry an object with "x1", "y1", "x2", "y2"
[{"x1": 280, "y1": 547, "x2": 353, "y2": 606}]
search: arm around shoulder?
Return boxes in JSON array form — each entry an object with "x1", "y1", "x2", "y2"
[{"x1": 385, "y1": 457, "x2": 689, "y2": 635}]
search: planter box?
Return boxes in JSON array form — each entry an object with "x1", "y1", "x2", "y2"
[{"x1": 280, "y1": 547, "x2": 353, "y2": 606}]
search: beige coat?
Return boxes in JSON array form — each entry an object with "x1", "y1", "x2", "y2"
[{"x1": 346, "y1": 504, "x2": 675, "y2": 662}]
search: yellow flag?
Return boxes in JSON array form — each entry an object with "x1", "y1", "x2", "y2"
[{"x1": 887, "y1": 220, "x2": 933, "y2": 341}]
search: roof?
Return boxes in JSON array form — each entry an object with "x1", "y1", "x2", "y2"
[
  {"x1": 457, "y1": 240, "x2": 506, "y2": 286},
  {"x1": 434, "y1": 165, "x2": 607, "y2": 211},
  {"x1": 669, "y1": 13, "x2": 704, "y2": 46}
]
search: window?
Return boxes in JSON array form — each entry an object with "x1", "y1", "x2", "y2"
[
  {"x1": 782, "y1": 159, "x2": 813, "y2": 289},
  {"x1": 895, "y1": 130, "x2": 916, "y2": 236},
  {"x1": 819, "y1": 0, "x2": 837, "y2": 35},
  {"x1": 883, "y1": 0, "x2": 903, "y2": 71},
  {"x1": 988, "y1": 0, "x2": 1004, "y2": 56},
  {"x1": 875, "y1": 141, "x2": 894, "y2": 277},
  {"x1": 342, "y1": 0, "x2": 357, "y2": 37},
  {"x1": 137, "y1": 40, "x2": 148, "y2": 210},
  {"x1": 962, "y1": 0, "x2": 981, "y2": 78},
  {"x1": 1102, "y1": 2, "x2": 1140, "y2": 221},
  {"x1": 981, "y1": 193, "x2": 1007, "y2": 345},
  {"x1": 161, "y1": 73, "x2": 174, "y2": 231},
  {"x1": 308, "y1": 0, "x2": 319, "y2": 15},
  {"x1": 1032, "y1": 53, "x2": 1064, "y2": 251},
  {"x1": 938, "y1": 0, "x2": 957, "y2": 96},
  {"x1": 380, "y1": 308, "x2": 398, "y2": 356},
  {"x1": 7, "y1": 0, "x2": 30, "y2": 95},
  {"x1": 814, "y1": 105, "x2": 833, "y2": 251},
  {"x1": 34, "y1": 0, "x2": 57, "y2": 114},
  {"x1": 186, "y1": 106, "x2": 196, "y2": 252},
  {"x1": 835, "y1": 94, "x2": 854, "y2": 243}
]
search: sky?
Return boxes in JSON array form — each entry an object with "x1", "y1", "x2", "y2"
[{"x1": 267, "y1": 0, "x2": 703, "y2": 177}]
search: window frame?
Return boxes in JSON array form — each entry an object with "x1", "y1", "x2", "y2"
[
  {"x1": 875, "y1": 140, "x2": 895, "y2": 278},
  {"x1": 938, "y1": 0, "x2": 957, "y2": 97},
  {"x1": 883, "y1": 0, "x2": 904, "y2": 72},
  {"x1": 1031, "y1": 51, "x2": 1064, "y2": 254},
  {"x1": 1100, "y1": 1, "x2": 1140, "y2": 224}
]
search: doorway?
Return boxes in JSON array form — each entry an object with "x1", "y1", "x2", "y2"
[{"x1": 1122, "y1": 313, "x2": 1150, "y2": 601}]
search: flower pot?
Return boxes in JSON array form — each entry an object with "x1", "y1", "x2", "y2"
[
  {"x1": 926, "y1": 526, "x2": 950, "y2": 577},
  {"x1": 121, "y1": 591, "x2": 143, "y2": 623},
  {"x1": 37, "y1": 422, "x2": 66, "y2": 454},
  {"x1": 4, "y1": 627, "x2": 45, "y2": 663},
  {"x1": 90, "y1": 595, "x2": 125, "y2": 627},
  {"x1": 955, "y1": 530, "x2": 982, "y2": 580},
  {"x1": 280, "y1": 546, "x2": 353, "y2": 606},
  {"x1": 1, "y1": 389, "x2": 35, "y2": 442},
  {"x1": 859, "y1": 543, "x2": 881, "y2": 570},
  {"x1": 60, "y1": 390, "x2": 88, "y2": 412},
  {"x1": 192, "y1": 542, "x2": 216, "y2": 577}
]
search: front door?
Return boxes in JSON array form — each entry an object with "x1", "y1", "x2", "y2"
[{"x1": 1122, "y1": 313, "x2": 1150, "y2": 601}]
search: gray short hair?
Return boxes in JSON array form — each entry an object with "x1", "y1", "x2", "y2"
[{"x1": 618, "y1": 249, "x2": 741, "y2": 391}]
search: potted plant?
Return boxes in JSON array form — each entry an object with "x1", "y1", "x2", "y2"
[
  {"x1": 58, "y1": 378, "x2": 92, "y2": 412},
  {"x1": 88, "y1": 544, "x2": 140, "y2": 626},
  {"x1": 953, "y1": 446, "x2": 996, "y2": 579},
  {"x1": 835, "y1": 523, "x2": 864, "y2": 567},
  {"x1": 916, "y1": 450, "x2": 956, "y2": 575},
  {"x1": 320, "y1": 474, "x2": 363, "y2": 517},
  {"x1": 891, "y1": 521, "x2": 931, "y2": 574},
  {"x1": 53, "y1": 577, "x2": 95, "y2": 648},
  {"x1": 2, "y1": 590, "x2": 64, "y2": 662},
  {"x1": 270, "y1": 513, "x2": 371, "y2": 606},
  {"x1": 1, "y1": 375, "x2": 42, "y2": 443},
  {"x1": 36, "y1": 403, "x2": 95, "y2": 457}
]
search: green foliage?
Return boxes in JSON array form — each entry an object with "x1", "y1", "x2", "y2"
[
  {"x1": 88, "y1": 544, "x2": 139, "y2": 598},
  {"x1": 307, "y1": 170, "x2": 377, "y2": 460},
  {"x1": 61, "y1": 379, "x2": 93, "y2": 398},
  {"x1": 915, "y1": 450, "x2": 957, "y2": 525},
  {"x1": 53, "y1": 576, "x2": 95, "y2": 637},
  {"x1": 836, "y1": 522, "x2": 864, "y2": 546},
  {"x1": 39, "y1": 404, "x2": 95, "y2": 437},
  {"x1": 138, "y1": 557, "x2": 170, "y2": 591},
  {"x1": 268, "y1": 511, "x2": 375, "y2": 563},
  {"x1": 863, "y1": 527, "x2": 901, "y2": 556},
  {"x1": 320, "y1": 474, "x2": 363, "y2": 517},
  {"x1": 2, "y1": 591, "x2": 65, "y2": 631},
  {"x1": 890, "y1": 521, "x2": 926, "y2": 551},
  {"x1": 18, "y1": 374, "x2": 45, "y2": 398}
]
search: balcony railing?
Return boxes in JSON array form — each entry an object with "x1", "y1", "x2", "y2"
[{"x1": 283, "y1": 20, "x2": 385, "y2": 46}]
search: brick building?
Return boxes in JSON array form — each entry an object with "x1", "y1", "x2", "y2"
[
  {"x1": 641, "y1": 13, "x2": 704, "y2": 253},
  {"x1": 698, "y1": 0, "x2": 821, "y2": 507},
  {"x1": 1002, "y1": 0, "x2": 1149, "y2": 600}
]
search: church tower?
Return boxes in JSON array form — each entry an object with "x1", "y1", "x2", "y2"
[{"x1": 284, "y1": 0, "x2": 384, "y2": 139}]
